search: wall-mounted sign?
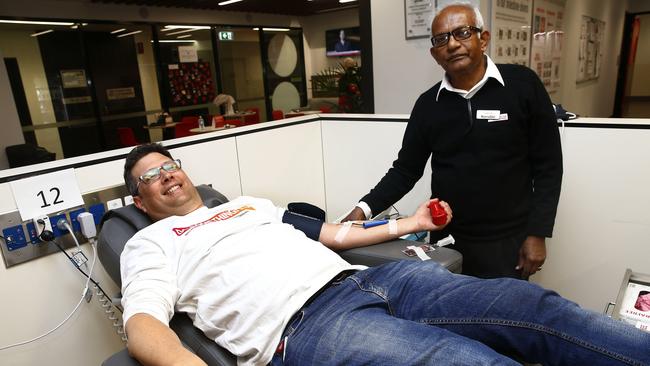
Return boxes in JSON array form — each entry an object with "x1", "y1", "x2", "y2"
[
  {"x1": 107, "y1": 87, "x2": 136, "y2": 100},
  {"x1": 62, "y1": 96, "x2": 92, "y2": 105},
  {"x1": 404, "y1": 0, "x2": 434, "y2": 39},
  {"x1": 219, "y1": 31, "x2": 234, "y2": 41},
  {"x1": 10, "y1": 168, "x2": 84, "y2": 221},
  {"x1": 577, "y1": 15, "x2": 605, "y2": 83},
  {"x1": 178, "y1": 46, "x2": 198, "y2": 63},
  {"x1": 60, "y1": 69, "x2": 87, "y2": 88}
]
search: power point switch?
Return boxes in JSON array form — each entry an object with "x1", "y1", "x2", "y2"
[{"x1": 2, "y1": 225, "x2": 27, "y2": 251}]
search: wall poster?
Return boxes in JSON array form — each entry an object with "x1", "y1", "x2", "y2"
[
  {"x1": 167, "y1": 62, "x2": 215, "y2": 107},
  {"x1": 404, "y1": 0, "x2": 435, "y2": 39},
  {"x1": 530, "y1": 0, "x2": 565, "y2": 95},
  {"x1": 490, "y1": 0, "x2": 533, "y2": 66},
  {"x1": 577, "y1": 15, "x2": 605, "y2": 83}
]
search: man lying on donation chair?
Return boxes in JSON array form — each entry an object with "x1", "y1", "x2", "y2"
[{"x1": 120, "y1": 143, "x2": 650, "y2": 366}]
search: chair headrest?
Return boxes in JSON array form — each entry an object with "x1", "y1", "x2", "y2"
[{"x1": 97, "y1": 185, "x2": 228, "y2": 287}]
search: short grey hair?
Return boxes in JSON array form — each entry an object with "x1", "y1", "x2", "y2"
[{"x1": 433, "y1": 1, "x2": 485, "y2": 30}]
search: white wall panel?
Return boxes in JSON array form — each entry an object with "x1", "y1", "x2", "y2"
[
  {"x1": 170, "y1": 139, "x2": 242, "y2": 201},
  {"x1": 532, "y1": 123, "x2": 650, "y2": 312},
  {"x1": 322, "y1": 119, "x2": 432, "y2": 221},
  {"x1": 236, "y1": 123, "x2": 326, "y2": 209}
]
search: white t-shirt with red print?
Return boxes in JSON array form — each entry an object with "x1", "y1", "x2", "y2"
[{"x1": 121, "y1": 196, "x2": 362, "y2": 365}]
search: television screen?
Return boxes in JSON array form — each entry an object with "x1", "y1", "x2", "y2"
[{"x1": 326, "y1": 27, "x2": 361, "y2": 57}]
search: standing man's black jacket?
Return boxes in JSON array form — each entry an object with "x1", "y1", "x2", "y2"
[{"x1": 361, "y1": 64, "x2": 563, "y2": 242}]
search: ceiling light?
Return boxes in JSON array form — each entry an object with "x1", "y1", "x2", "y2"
[
  {"x1": 117, "y1": 30, "x2": 142, "y2": 38},
  {"x1": 339, "y1": 0, "x2": 357, "y2": 3},
  {"x1": 154, "y1": 40, "x2": 197, "y2": 43},
  {"x1": 0, "y1": 20, "x2": 75, "y2": 26},
  {"x1": 164, "y1": 25, "x2": 210, "y2": 30},
  {"x1": 176, "y1": 34, "x2": 192, "y2": 39},
  {"x1": 218, "y1": 0, "x2": 243, "y2": 5},
  {"x1": 262, "y1": 27, "x2": 290, "y2": 32},
  {"x1": 30, "y1": 29, "x2": 53, "y2": 37},
  {"x1": 111, "y1": 28, "x2": 126, "y2": 34},
  {"x1": 167, "y1": 28, "x2": 198, "y2": 36}
]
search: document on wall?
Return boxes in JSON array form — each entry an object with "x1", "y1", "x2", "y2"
[
  {"x1": 530, "y1": 0, "x2": 566, "y2": 95},
  {"x1": 404, "y1": 0, "x2": 434, "y2": 39},
  {"x1": 490, "y1": 0, "x2": 533, "y2": 66}
]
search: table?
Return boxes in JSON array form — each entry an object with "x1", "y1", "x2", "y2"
[
  {"x1": 189, "y1": 126, "x2": 229, "y2": 134},
  {"x1": 223, "y1": 111, "x2": 256, "y2": 120},
  {"x1": 144, "y1": 122, "x2": 180, "y2": 140},
  {"x1": 285, "y1": 110, "x2": 321, "y2": 118}
]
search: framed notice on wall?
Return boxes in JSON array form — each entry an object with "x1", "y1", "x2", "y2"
[
  {"x1": 576, "y1": 15, "x2": 605, "y2": 83},
  {"x1": 490, "y1": 0, "x2": 533, "y2": 66},
  {"x1": 404, "y1": 0, "x2": 435, "y2": 39},
  {"x1": 612, "y1": 269, "x2": 650, "y2": 333}
]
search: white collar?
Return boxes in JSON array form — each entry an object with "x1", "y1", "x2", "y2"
[{"x1": 435, "y1": 54, "x2": 505, "y2": 101}]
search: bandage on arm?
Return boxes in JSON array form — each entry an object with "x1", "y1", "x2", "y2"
[{"x1": 320, "y1": 216, "x2": 418, "y2": 251}]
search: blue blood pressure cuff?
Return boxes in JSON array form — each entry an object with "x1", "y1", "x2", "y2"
[{"x1": 282, "y1": 211, "x2": 323, "y2": 241}]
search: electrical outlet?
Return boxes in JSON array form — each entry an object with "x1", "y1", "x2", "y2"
[
  {"x1": 49, "y1": 213, "x2": 68, "y2": 238},
  {"x1": 69, "y1": 208, "x2": 87, "y2": 233},
  {"x1": 33, "y1": 215, "x2": 53, "y2": 237},
  {"x1": 25, "y1": 222, "x2": 40, "y2": 244},
  {"x1": 88, "y1": 203, "x2": 106, "y2": 225},
  {"x1": 2, "y1": 225, "x2": 27, "y2": 251},
  {"x1": 123, "y1": 195, "x2": 134, "y2": 206},
  {"x1": 106, "y1": 198, "x2": 123, "y2": 210}
]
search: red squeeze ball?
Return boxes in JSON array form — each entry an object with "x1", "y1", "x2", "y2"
[{"x1": 428, "y1": 201, "x2": 447, "y2": 226}]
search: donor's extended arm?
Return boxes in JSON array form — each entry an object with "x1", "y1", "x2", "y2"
[
  {"x1": 126, "y1": 313, "x2": 206, "y2": 366},
  {"x1": 320, "y1": 199, "x2": 451, "y2": 251}
]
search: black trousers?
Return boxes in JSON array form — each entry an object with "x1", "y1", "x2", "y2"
[{"x1": 433, "y1": 230, "x2": 528, "y2": 280}]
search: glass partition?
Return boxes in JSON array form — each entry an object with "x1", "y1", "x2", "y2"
[
  {"x1": 156, "y1": 24, "x2": 218, "y2": 124},
  {"x1": 215, "y1": 27, "x2": 266, "y2": 122}
]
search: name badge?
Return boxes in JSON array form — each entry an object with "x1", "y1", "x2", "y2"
[{"x1": 476, "y1": 110, "x2": 500, "y2": 119}]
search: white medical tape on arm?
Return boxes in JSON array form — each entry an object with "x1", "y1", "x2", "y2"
[
  {"x1": 335, "y1": 221, "x2": 353, "y2": 243},
  {"x1": 388, "y1": 219, "x2": 397, "y2": 235},
  {"x1": 407, "y1": 245, "x2": 431, "y2": 261}
]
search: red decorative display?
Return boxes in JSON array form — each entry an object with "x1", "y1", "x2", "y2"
[{"x1": 167, "y1": 62, "x2": 215, "y2": 107}]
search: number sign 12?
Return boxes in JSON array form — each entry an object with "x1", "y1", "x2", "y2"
[{"x1": 10, "y1": 168, "x2": 85, "y2": 221}]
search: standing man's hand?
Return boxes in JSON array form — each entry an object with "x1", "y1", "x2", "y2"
[
  {"x1": 516, "y1": 236, "x2": 546, "y2": 278},
  {"x1": 341, "y1": 207, "x2": 366, "y2": 222}
]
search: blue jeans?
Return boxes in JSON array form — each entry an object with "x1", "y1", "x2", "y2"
[{"x1": 271, "y1": 261, "x2": 650, "y2": 366}]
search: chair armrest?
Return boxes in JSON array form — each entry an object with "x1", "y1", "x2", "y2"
[
  {"x1": 339, "y1": 238, "x2": 462, "y2": 273},
  {"x1": 102, "y1": 348, "x2": 142, "y2": 366}
]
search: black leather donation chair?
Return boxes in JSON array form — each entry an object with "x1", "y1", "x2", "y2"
[{"x1": 98, "y1": 185, "x2": 462, "y2": 366}]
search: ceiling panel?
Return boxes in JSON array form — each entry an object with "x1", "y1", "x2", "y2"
[{"x1": 90, "y1": 0, "x2": 358, "y2": 16}]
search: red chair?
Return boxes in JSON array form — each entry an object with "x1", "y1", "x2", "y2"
[
  {"x1": 272, "y1": 110, "x2": 284, "y2": 120},
  {"x1": 181, "y1": 116, "x2": 199, "y2": 125},
  {"x1": 244, "y1": 107, "x2": 260, "y2": 125},
  {"x1": 117, "y1": 127, "x2": 141, "y2": 147},
  {"x1": 212, "y1": 115, "x2": 226, "y2": 128},
  {"x1": 174, "y1": 123, "x2": 195, "y2": 138},
  {"x1": 319, "y1": 106, "x2": 331, "y2": 113}
]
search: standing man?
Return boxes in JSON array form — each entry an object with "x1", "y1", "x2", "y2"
[
  {"x1": 343, "y1": 2, "x2": 562, "y2": 279},
  {"x1": 334, "y1": 29, "x2": 352, "y2": 52}
]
